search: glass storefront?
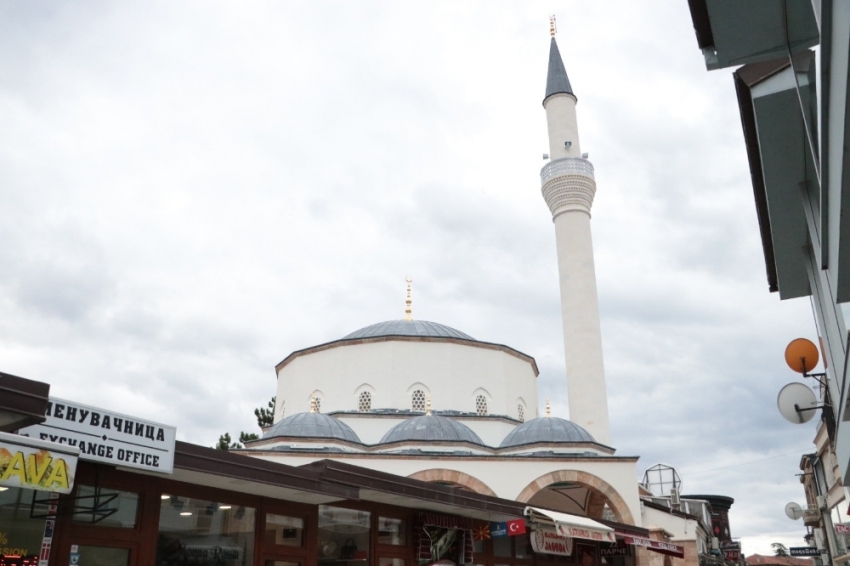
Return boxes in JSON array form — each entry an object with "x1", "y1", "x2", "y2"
[
  {"x1": 0, "y1": 487, "x2": 48, "y2": 566},
  {"x1": 317, "y1": 506, "x2": 371, "y2": 566},
  {"x1": 156, "y1": 495, "x2": 256, "y2": 566}
]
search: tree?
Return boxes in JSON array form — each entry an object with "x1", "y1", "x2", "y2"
[
  {"x1": 255, "y1": 396, "x2": 275, "y2": 428},
  {"x1": 772, "y1": 543, "x2": 789, "y2": 557},
  {"x1": 215, "y1": 432, "x2": 239, "y2": 450},
  {"x1": 239, "y1": 431, "x2": 259, "y2": 444}
]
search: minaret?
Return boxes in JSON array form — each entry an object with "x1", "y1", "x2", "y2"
[{"x1": 540, "y1": 18, "x2": 611, "y2": 445}]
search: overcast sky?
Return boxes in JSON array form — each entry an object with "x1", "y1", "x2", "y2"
[{"x1": 0, "y1": 0, "x2": 828, "y2": 555}]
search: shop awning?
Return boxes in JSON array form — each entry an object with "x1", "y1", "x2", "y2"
[
  {"x1": 524, "y1": 506, "x2": 616, "y2": 543},
  {"x1": 616, "y1": 533, "x2": 685, "y2": 558}
]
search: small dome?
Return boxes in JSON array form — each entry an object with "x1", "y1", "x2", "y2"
[
  {"x1": 263, "y1": 412, "x2": 362, "y2": 444},
  {"x1": 499, "y1": 417, "x2": 595, "y2": 448},
  {"x1": 380, "y1": 414, "x2": 484, "y2": 445},
  {"x1": 344, "y1": 320, "x2": 474, "y2": 341}
]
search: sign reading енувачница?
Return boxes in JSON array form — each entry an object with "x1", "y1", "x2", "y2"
[{"x1": 19, "y1": 397, "x2": 176, "y2": 474}]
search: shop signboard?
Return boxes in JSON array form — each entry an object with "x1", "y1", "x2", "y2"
[
  {"x1": 19, "y1": 397, "x2": 176, "y2": 474},
  {"x1": 556, "y1": 523, "x2": 616, "y2": 543},
  {"x1": 789, "y1": 547, "x2": 820, "y2": 557},
  {"x1": 600, "y1": 542, "x2": 631, "y2": 557},
  {"x1": 530, "y1": 526, "x2": 573, "y2": 556},
  {"x1": 836, "y1": 523, "x2": 850, "y2": 534},
  {"x1": 0, "y1": 431, "x2": 79, "y2": 494}
]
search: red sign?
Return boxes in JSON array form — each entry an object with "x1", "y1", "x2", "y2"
[
  {"x1": 836, "y1": 524, "x2": 850, "y2": 534},
  {"x1": 620, "y1": 535, "x2": 685, "y2": 559},
  {"x1": 507, "y1": 519, "x2": 526, "y2": 536}
]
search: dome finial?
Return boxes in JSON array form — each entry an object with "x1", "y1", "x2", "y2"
[
  {"x1": 549, "y1": 14, "x2": 557, "y2": 37},
  {"x1": 546, "y1": 398, "x2": 551, "y2": 417},
  {"x1": 404, "y1": 276, "x2": 413, "y2": 321},
  {"x1": 426, "y1": 394, "x2": 432, "y2": 416}
]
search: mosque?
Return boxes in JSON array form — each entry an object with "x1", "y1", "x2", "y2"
[{"x1": 241, "y1": 28, "x2": 642, "y2": 527}]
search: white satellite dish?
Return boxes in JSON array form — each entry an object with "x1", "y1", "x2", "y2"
[
  {"x1": 785, "y1": 502, "x2": 804, "y2": 521},
  {"x1": 777, "y1": 383, "x2": 818, "y2": 424}
]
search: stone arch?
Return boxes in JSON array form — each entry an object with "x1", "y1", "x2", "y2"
[
  {"x1": 408, "y1": 469, "x2": 497, "y2": 497},
  {"x1": 515, "y1": 470, "x2": 635, "y2": 525}
]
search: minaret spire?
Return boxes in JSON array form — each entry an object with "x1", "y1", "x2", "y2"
[{"x1": 539, "y1": 19, "x2": 611, "y2": 445}]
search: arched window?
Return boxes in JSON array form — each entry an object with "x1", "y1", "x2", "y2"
[
  {"x1": 517, "y1": 404, "x2": 525, "y2": 422},
  {"x1": 411, "y1": 390, "x2": 426, "y2": 412},
  {"x1": 358, "y1": 391, "x2": 372, "y2": 412},
  {"x1": 475, "y1": 395, "x2": 488, "y2": 416},
  {"x1": 314, "y1": 397, "x2": 321, "y2": 413}
]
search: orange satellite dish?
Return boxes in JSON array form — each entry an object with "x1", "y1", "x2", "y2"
[{"x1": 785, "y1": 338, "x2": 819, "y2": 374}]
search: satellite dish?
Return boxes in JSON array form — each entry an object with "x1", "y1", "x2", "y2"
[
  {"x1": 785, "y1": 338, "x2": 820, "y2": 373},
  {"x1": 777, "y1": 383, "x2": 818, "y2": 424},
  {"x1": 785, "y1": 502, "x2": 804, "y2": 520}
]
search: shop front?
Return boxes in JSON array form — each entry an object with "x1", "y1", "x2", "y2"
[{"x1": 1, "y1": 372, "x2": 664, "y2": 566}]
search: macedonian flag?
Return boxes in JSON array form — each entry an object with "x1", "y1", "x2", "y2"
[{"x1": 473, "y1": 524, "x2": 491, "y2": 541}]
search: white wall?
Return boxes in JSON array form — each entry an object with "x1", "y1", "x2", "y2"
[
  {"x1": 276, "y1": 340, "x2": 538, "y2": 422},
  {"x1": 251, "y1": 450, "x2": 641, "y2": 526}
]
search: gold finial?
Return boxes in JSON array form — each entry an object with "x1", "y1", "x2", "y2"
[
  {"x1": 426, "y1": 395, "x2": 432, "y2": 416},
  {"x1": 549, "y1": 15, "x2": 557, "y2": 37},
  {"x1": 310, "y1": 397, "x2": 316, "y2": 413},
  {"x1": 545, "y1": 399, "x2": 551, "y2": 417},
  {"x1": 404, "y1": 276, "x2": 413, "y2": 321}
]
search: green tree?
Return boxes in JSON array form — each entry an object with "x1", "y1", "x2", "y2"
[
  {"x1": 255, "y1": 396, "x2": 275, "y2": 428},
  {"x1": 239, "y1": 431, "x2": 259, "y2": 444},
  {"x1": 772, "y1": 543, "x2": 789, "y2": 557},
  {"x1": 215, "y1": 432, "x2": 239, "y2": 450}
]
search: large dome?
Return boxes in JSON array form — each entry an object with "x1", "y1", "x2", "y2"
[
  {"x1": 499, "y1": 417, "x2": 595, "y2": 448},
  {"x1": 263, "y1": 412, "x2": 362, "y2": 444},
  {"x1": 343, "y1": 320, "x2": 474, "y2": 341},
  {"x1": 380, "y1": 414, "x2": 484, "y2": 445}
]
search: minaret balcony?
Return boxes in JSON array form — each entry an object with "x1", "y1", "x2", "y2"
[{"x1": 540, "y1": 157, "x2": 597, "y2": 218}]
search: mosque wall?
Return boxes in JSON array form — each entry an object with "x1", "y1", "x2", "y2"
[
  {"x1": 250, "y1": 452, "x2": 642, "y2": 526},
  {"x1": 275, "y1": 340, "x2": 538, "y2": 421}
]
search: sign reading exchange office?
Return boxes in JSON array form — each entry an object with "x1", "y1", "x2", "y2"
[{"x1": 19, "y1": 397, "x2": 176, "y2": 474}]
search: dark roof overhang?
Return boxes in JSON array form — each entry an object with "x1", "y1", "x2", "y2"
[
  {"x1": 164, "y1": 441, "x2": 358, "y2": 503},
  {"x1": 0, "y1": 371, "x2": 50, "y2": 432},
  {"x1": 734, "y1": 51, "x2": 818, "y2": 299},
  {"x1": 687, "y1": 0, "x2": 819, "y2": 71}
]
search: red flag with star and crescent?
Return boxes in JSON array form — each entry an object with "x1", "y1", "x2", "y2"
[{"x1": 473, "y1": 524, "x2": 491, "y2": 541}]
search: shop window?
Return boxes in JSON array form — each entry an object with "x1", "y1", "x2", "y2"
[
  {"x1": 71, "y1": 485, "x2": 139, "y2": 528},
  {"x1": 377, "y1": 517, "x2": 406, "y2": 546},
  {"x1": 493, "y1": 537, "x2": 512, "y2": 558},
  {"x1": 0, "y1": 487, "x2": 48, "y2": 566},
  {"x1": 475, "y1": 396, "x2": 488, "y2": 416},
  {"x1": 265, "y1": 513, "x2": 304, "y2": 547},
  {"x1": 514, "y1": 533, "x2": 532, "y2": 559},
  {"x1": 317, "y1": 505, "x2": 370, "y2": 565},
  {"x1": 156, "y1": 494, "x2": 255, "y2": 566},
  {"x1": 358, "y1": 392, "x2": 372, "y2": 413},
  {"x1": 78, "y1": 545, "x2": 131, "y2": 566},
  {"x1": 411, "y1": 390, "x2": 426, "y2": 412}
]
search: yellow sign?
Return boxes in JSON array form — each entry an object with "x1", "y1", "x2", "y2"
[{"x1": 0, "y1": 431, "x2": 79, "y2": 494}]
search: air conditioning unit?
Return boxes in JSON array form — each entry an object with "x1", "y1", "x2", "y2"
[
  {"x1": 803, "y1": 506, "x2": 821, "y2": 526},
  {"x1": 671, "y1": 488, "x2": 681, "y2": 509}
]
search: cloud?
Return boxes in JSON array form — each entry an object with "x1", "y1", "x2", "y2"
[{"x1": 0, "y1": 0, "x2": 822, "y2": 552}]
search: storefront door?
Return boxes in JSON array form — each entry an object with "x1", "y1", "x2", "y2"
[{"x1": 63, "y1": 538, "x2": 138, "y2": 566}]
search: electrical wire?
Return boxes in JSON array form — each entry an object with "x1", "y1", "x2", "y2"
[{"x1": 679, "y1": 447, "x2": 813, "y2": 476}]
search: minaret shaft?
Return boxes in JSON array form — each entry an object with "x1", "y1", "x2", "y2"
[{"x1": 540, "y1": 35, "x2": 611, "y2": 445}]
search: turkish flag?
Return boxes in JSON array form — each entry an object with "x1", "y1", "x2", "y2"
[{"x1": 507, "y1": 519, "x2": 527, "y2": 536}]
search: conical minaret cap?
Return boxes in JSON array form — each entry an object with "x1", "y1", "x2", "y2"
[{"x1": 544, "y1": 37, "x2": 574, "y2": 105}]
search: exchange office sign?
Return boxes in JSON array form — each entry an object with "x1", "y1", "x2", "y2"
[
  {"x1": 0, "y1": 430, "x2": 79, "y2": 493},
  {"x1": 19, "y1": 397, "x2": 176, "y2": 474}
]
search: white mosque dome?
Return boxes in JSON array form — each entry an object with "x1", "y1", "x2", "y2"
[
  {"x1": 343, "y1": 319, "x2": 474, "y2": 341},
  {"x1": 499, "y1": 416, "x2": 595, "y2": 448},
  {"x1": 379, "y1": 414, "x2": 484, "y2": 445},
  {"x1": 262, "y1": 411, "x2": 362, "y2": 444}
]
